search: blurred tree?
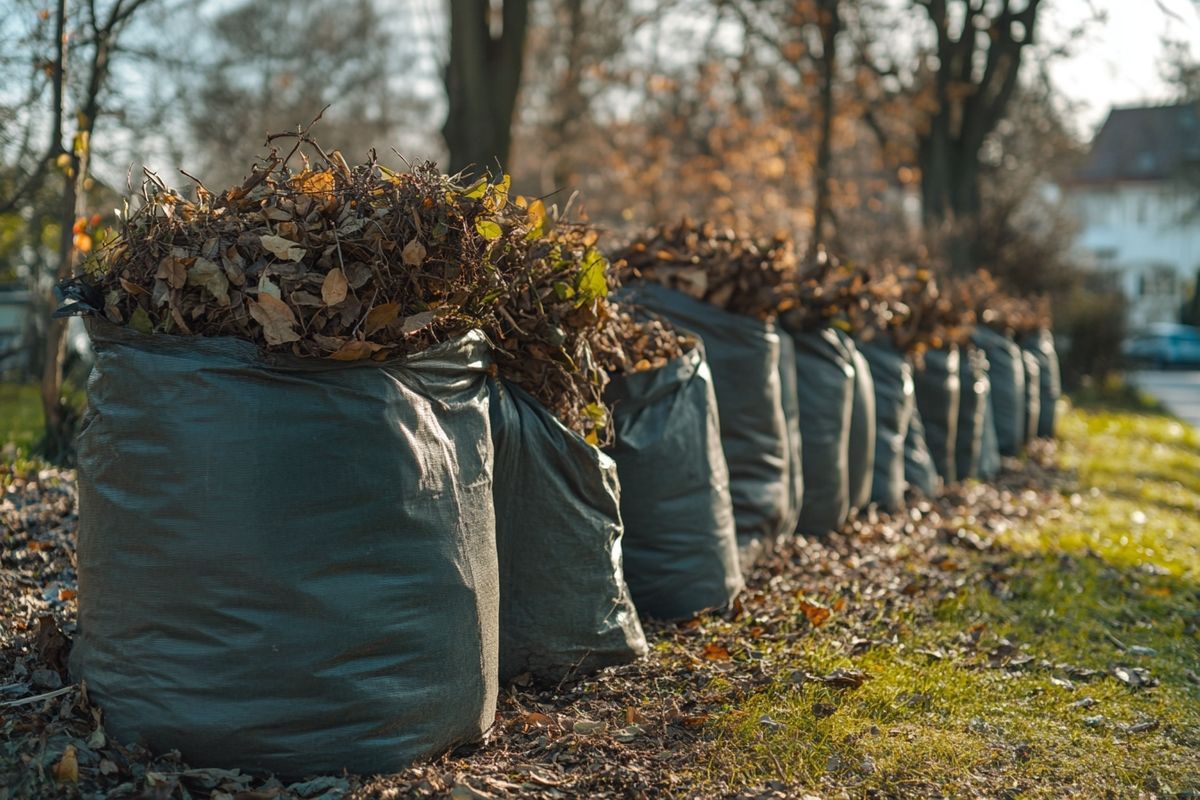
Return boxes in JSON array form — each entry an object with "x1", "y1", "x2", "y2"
[
  {"x1": 180, "y1": 0, "x2": 423, "y2": 188},
  {"x1": 911, "y1": 0, "x2": 1044, "y2": 272},
  {"x1": 730, "y1": 0, "x2": 843, "y2": 252},
  {"x1": 443, "y1": 0, "x2": 529, "y2": 176}
]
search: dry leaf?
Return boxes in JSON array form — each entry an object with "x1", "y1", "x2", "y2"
[
  {"x1": 702, "y1": 642, "x2": 732, "y2": 661},
  {"x1": 260, "y1": 234, "x2": 305, "y2": 262},
  {"x1": 248, "y1": 295, "x2": 300, "y2": 345},
  {"x1": 257, "y1": 274, "x2": 281, "y2": 300},
  {"x1": 156, "y1": 257, "x2": 187, "y2": 290},
  {"x1": 54, "y1": 745, "x2": 78, "y2": 784},
  {"x1": 321, "y1": 268, "x2": 349, "y2": 306},
  {"x1": 401, "y1": 310, "x2": 437, "y2": 335},
  {"x1": 401, "y1": 238, "x2": 426, "y2": 267},
  {"x1": 329, "y1": 340, "x2": 381, "y2": 361},
  {"x1": 798, "y1": 600, "x2": 832, "y2": 627},
  {"x1": 364, "y1": 303, "x2": 401, "y2": 336},
  {"x1": 187, "y1": 258, "x2": 230, "y2": 306}
]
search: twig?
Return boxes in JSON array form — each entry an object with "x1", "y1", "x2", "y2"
[{"x1": 0, "y1": 685, "x2": 75, "y2": 707}]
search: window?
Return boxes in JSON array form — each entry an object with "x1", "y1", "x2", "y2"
[{"x1": 1145, "y1": 264, "x2": 1178, "y2": 297}]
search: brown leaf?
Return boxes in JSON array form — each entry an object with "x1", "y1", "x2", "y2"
[
  {"x1": 401, "y1": 238, "x2": 426, "y2": 267},
  {"x1": 702, "y1": 642, "x2": 731, "y2": 661},
  {"x1": 817, "y1": 668, "x2": 871, "y2": 689},
  {"x1": 329, "y1": 340, "x2": 381, "y2": 361},
  {"x1": 155, "y1": 256, "x2": 187, "y2": 290},
  {"x1": 321, "y1": 268, "x2": 349, "y2": 306},
  {"x1": 364, "y1": 303, "x2": 401, "y2": 336},
  {"x1": 798, "y1": 600, "x2": 832, "y2": 627},
  {"x1": 514, "y1": 712, "x2": 556, "y2": 733},
  {"x1": 260, "y1": 234, "x2": 305, "y2": 262},
  {"x1": 248, "y1": 295, "x2": 300, "y2": 345}
]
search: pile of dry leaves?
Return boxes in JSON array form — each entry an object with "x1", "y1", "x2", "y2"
[
  {"x1": 76, "y1": 141, "x2": 672, "y2": 442},
  {"x1": 614, "y1": 219, "x2": 797, "y2": 321},
  {"x1": 595, "y1": 307, "x2": 691, "y2": 376},
  {"x1": 953, "y1": 270, "x2": 1050, "y2": 337},
  {"x1": 779, "y1": 255, "x2": 975, "y2": 356}
]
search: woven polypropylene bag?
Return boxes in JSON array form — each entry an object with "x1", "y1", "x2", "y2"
[{"x1": 72, "y1": 322, "x2": 499, "y2": 778}]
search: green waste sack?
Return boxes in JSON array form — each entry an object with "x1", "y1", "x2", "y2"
[
  {"x1": 955, "y1": 345, "x2": 990, "y2": 480},
  {"x1": 489, "y1": 379, "x2": 647, "y2": 683},
  {"x1": 840, "y1": 334, "x2": 876, "y2": 515},
  {"x1": 972, "y1": 325, "x2": 1026, "y2": 457},
  {"x1": 604, "y1": 344, "x2": 743, "y2": 621},
  {"x1": 777, "y1": 333, "x2": 806, "y2": 538},
  {"x1": 857, "y1": 340, "x2": 914, "y2": 512},
  {"x1": 787, "y1": 328, "x2": 853, "y2": 535},
  {"x1": 1022, "y1": 328, "x2": 1062, "y2": 438},
  {"x1": 904, "y1": 404, "x2": 941, "y2": 496},
  {"x1": 1021, "y1": 349, "x2": 1042, "y2": 445},
  {"x1": 913, "y1": 346, "x2": 961, "y2": 483},
  {"x1": 621, "y1": 282, "x2": 790, "y2": 568},
  {"x1": 979, "y1": 379, "x2": 1003, "y2": 479},
  {"x1": 71, "y1": 321, "x2": 499, "y2": 778}
]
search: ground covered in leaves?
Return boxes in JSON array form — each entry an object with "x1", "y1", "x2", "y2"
[{"x1": 2, "y1": 397, "x2": 1198, "y2": 799}]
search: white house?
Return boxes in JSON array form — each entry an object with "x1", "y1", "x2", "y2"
[{"x1": 1066, "y1": 103, "x2": 1200, "y2": 330}]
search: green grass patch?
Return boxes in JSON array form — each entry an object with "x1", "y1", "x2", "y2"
[
  {"x1": 0, "y1": 383, "x2": 42, "y2": 456},
  {"x1": 704, "y1": 403, "x2": 1200, "y2": 798}
]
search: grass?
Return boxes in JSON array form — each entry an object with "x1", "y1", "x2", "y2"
[
  {"x1": 0, "y1": 382, "x2": 42, "y2": 456},
  {"x1": 704, "y1": 399, "x2": 1200, "y2": 798}
]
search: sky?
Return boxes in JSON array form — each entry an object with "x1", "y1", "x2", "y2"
[{"x1": 1047, "y1": 0, "x2": 1200, "y2": 137}]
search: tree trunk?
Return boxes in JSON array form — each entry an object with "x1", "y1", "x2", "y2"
[
  {"x1": 39, "y1": 0, "x2": 74, "y2": 463},
  {"x1": 810, "y1": 0, "x2": 840, "y2": 255},
  {"x1": 914, "y1": 0, "x2": 1041, "y2": 274},
  {"x1": 549, "y1": 0, "x2": 587, "y2": 194},
  {"x1": 442, "y1": 0, "x2": 530, "y2": 177}
]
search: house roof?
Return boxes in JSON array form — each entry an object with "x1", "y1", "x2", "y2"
[{"x1": 1074, "y1": 103, "x2": 1200, "y2": 185}]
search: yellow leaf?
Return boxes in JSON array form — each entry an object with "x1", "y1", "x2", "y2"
[
  {"x1": 248, "y1": 294, "x2": 300, "y2": 345},
  {"x1": 527, "y1": 198, "x2": 546, "y2": 239},
  {"x1": 290, "y1": 169, "x2": 336, "y2": 197},
  {"x1": 260, "y1": 234, "x2": 305, "y2": 262},
  {"x1": 364, "y1": 303, "x2": 401, "y2": 336},
  {"x1": 321, "y1": 268, "x2": 348, "y2": 306},
  {"x1": 585, "y1": 429, "x2": 599, "y2": 446},
  {"x1": 490, "y1": 174, "x2": 511, "y2": 210},
  {"x1": 129, "y1": 306, "x2": 153, "y2": 334},
  {"x1": 463, "y1": 177, "x2": 488, "y2": 199},
  {"x1": 475, "y1": 219, "x2": 503, "y2": 240},
  {"x1": 54, "y1": 745, "x2": 78, "y2": 784}
]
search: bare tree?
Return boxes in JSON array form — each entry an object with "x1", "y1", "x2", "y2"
[
  {"x1": 913, "y1": 0, "x2": 1043, "y2": 271},
  {"x1": 181, "y1": 0, "x2": 425, "y2": 188},
  {"x1": 443, "y1": 0, "x2": 529, "y2": 176},
  {"x1": 5, "y1": 0, "x2": 156, "y2": 461}
]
